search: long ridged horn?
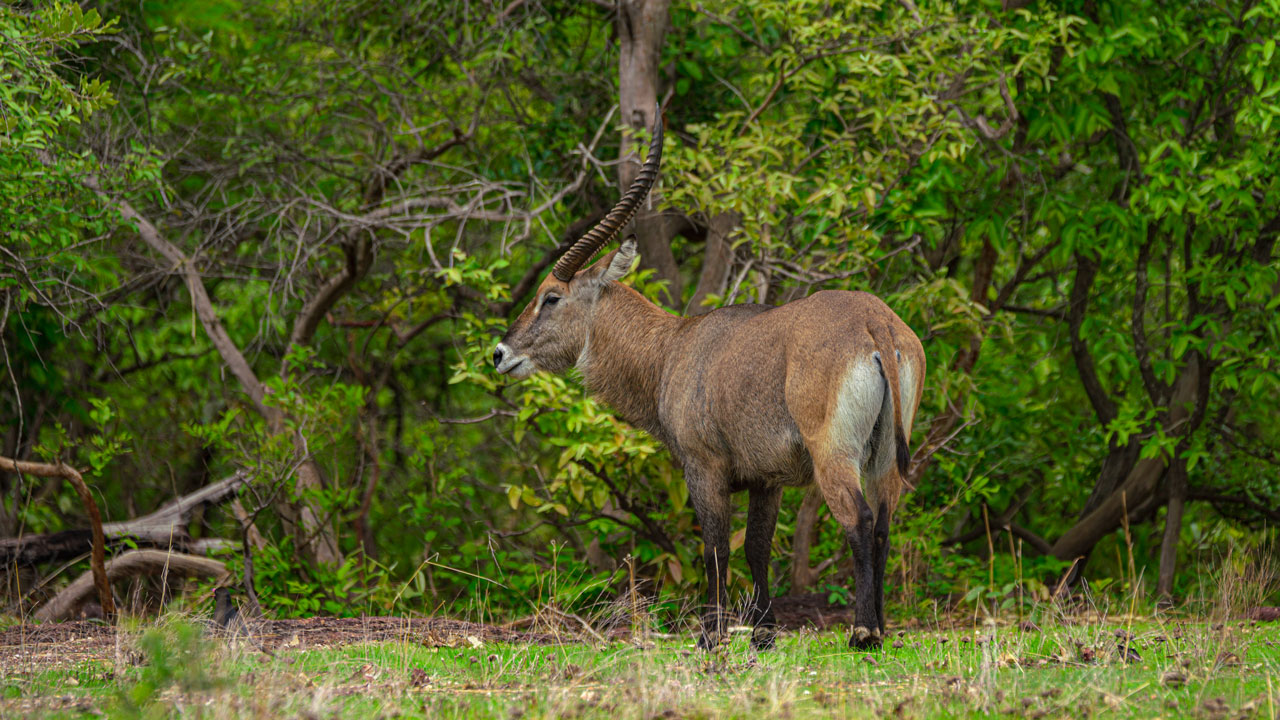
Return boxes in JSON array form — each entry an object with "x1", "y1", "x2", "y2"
[{"x1": 552, "y1": 104, "x2": 664, "y2": 282}]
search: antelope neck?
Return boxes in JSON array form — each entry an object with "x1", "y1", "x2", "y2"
[{"x1": 578, "y1": 282, "x2": 691, "y2": 437}]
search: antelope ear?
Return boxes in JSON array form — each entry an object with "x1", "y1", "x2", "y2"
[
  {"x1": 579, "y1": 236, "x2": 638, "y2": 286},
  {"x1": 603, "y1": 237, "x2": 638, "y2": 282}
]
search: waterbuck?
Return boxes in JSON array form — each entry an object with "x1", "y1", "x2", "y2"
[{"x1": 492, "y1": 109, "x2": 925, "y2": 650}]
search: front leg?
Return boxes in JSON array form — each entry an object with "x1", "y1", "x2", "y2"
[
  {"x1": 686, "y1": 463, "x2": 733, "y2": 651},
  {"x1": 745, "y1": 487, "x2": 781, "y2": 650}
]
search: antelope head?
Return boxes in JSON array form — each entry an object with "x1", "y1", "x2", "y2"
[{"x1": 492, "y1": 109, "x2": 663, "y2": 379}]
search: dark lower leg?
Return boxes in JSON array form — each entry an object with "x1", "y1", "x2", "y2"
[
  {"x1": 698, "y1": 542, "x2": 732, "y2": 649},
  {"x1": 873, "y1": 502, "x2": 891, "y2": 636},
  {"x1": 809, "y1": 462, "x2": 879, "y2": 650},
  {"x1": 691, "y1": 483, "x2": 732, "y2": 651},
  {"x1": 847, "y1": 495, "x2": 880, "y2": 649},
  {"x1": 745, "y1": 488, "x2": 781, "y2": 650}
]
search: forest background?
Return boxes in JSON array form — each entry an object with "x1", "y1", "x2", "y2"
[{"x1": 2, "y1": 0, "x2": 1279, "y2": 625}]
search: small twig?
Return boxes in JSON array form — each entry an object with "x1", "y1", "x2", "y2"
[
  {"x1": 241, "y1": 518, "x2": 264, "y2": 618},
  {"x1": 435, "y1": 409, "x2": 519, "y2": 424}
]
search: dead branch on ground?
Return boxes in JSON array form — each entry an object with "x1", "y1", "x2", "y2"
[
  {"x1": 1, "y1": 472, "x2": 248, "y2": 567},
  {"x1": 35, "y1": 549, "x2": 228, "y2": 622}
]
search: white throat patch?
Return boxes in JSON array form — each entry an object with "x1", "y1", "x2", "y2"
[{"x1": 575, "y1": 326, "x2": 592, "y2": 371}]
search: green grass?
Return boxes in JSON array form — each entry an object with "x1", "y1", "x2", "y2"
[{"x1": 2, "y1": 616, "x2": 1278, "y2": 719}]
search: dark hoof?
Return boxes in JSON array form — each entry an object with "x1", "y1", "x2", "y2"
[
  {"x1": 751, "y1": 624, "x2": 778, "y2": 651},
  {"x1": 697, "y1": 629, "x2": 731, "y2": 651},
  {"x1": 697, "y1": 611, "x2": 733, "y2": 651},
  {"x1": 849, "y1": 625, "x2": 882, "y2": 651}
]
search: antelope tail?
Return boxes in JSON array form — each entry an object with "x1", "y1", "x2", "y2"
[{"x1": 870, "y1": 326, "x2": 909, "y2": 477}]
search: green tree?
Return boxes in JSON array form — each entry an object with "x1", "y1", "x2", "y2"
[{"x1": 3, "y1": 0, "x2": 1277, "y2": 622}]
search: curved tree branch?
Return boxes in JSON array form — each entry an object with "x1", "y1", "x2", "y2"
[
  {"x1": 35, "y1": 550, "x2": 227, "y2": 622},
  {"x1": 86, "y1": 178, "x2": 340, "y2": 565},
  {"x1": 0, "y1": 456, "x2": 114, "y2": 619},
  {"x1": 85, "y1": 176, "x2": 273, "y2": 419},
  {"x1": 288, "y1": 236, "x2": 374, "y2": 351}
]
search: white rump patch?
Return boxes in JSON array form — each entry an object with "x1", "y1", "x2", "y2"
[{"x1": 829, "y1": 358, "x2": 884, "y2": 468}]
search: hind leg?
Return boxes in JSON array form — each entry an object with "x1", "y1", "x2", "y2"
[
  {"x1": 864, "y1": 464, "x2": 903, "y2": 638},
  {"x1": 873, "y1": 501, "x2": 891, "y2": 636},
  {"x1": 811, "y1": 460, "x2": 881, "y2": 650},
  {"x1": 785, "y1": 356, "x2": 885, "y2": 649}
]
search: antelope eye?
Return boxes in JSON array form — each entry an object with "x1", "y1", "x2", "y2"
[{"x1": 543, "y1": 294, "x2": 560, "y2": 306}]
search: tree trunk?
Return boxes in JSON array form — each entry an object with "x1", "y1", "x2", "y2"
[
  {"x1": 1049, "y1": 251, "x2": 1143, "y2": 588},
  {"x1": 789, "y1": 487, "x2": 827, "y2": 592},
  {"x1": 1049, "y1": 352, "x2": 1201, "y2": 563},
  {"x1": 354, "y1": 417, "x2": 381, "y2": 560},
  {"x1": 618, "y1": 0, "x2": 681, "y2": 307},
  {"x1": 687, "y1": 212, "x2": 739, "y2": 315},
  {"x1": 287, "y1": 459, "x2": 342, "y2": 565}
]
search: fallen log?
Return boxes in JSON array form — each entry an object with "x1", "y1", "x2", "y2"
[
  {"x1": 35, "y1": 549, "x2": 229, "y2": 622},
  {"x1": 0, "y1": 472, "x2": 248, "y2": 567}
]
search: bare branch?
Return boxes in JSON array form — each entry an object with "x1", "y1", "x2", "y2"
[
  {"x1": 436, "y1": 409, "x2": 519, "y2": 424},
  {"x1": 287, "y1": 236, "x2": 373, "y2": 351},
  {"x1": 573, "y1": 459, "x2": 678, "y2": 555},
  {"x1": 0, "y1": 456, "x2": 114, "y2": 618},
  {"x1": 1188, "y1": 490, "x2": 1280, "y2": 524},
  {"x1": 1, "y1": 472, "x2": 248, "y2": 567},
  {"x1": 102, "y1": 472, "x2": 249, "y2": 542},
  {"x1": 85, "y1": 176, "x2": 272, "y2": 418},
  {"x1": 1007, "y1": 522, "x2": 1052, "y2": 555}
]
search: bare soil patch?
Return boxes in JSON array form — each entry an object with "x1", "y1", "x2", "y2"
[
  {"x1": 0, "y1": 616, "x2": 563, "y2": 667},
  {"x1": 770, "y1": 593, "x2": 855, "y2": 629},
  {"x1": 9, "y1": 595, "x2": 1265, "y2": 667},
  {"x1": 0, "y1": 592, "x2": 864, "y2": 662}
]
